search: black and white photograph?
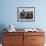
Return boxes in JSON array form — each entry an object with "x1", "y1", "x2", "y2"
[{"x1": 17, "y1": 7, "x2": 35, "y2": 22}]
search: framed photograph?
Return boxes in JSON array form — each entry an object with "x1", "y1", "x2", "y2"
[{"x1": 17, "y1": 7, "x2": 35, "y2": 22}]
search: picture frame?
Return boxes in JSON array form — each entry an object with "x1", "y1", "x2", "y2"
[{"x1": 17, "y1": 7, "x2": 35, "y2": 22}]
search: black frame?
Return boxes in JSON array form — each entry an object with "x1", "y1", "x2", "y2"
[{"x1": 17, "y1": 7, "x2": 35, "y2": 22}]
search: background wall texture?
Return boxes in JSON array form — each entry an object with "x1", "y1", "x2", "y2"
[{"x1": 0, "y1": 0, "x2": 46, "y2": 30}]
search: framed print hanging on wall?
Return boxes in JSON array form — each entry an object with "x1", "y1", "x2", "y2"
[{"x1": 17, "y1": 7, "x2": 35, "y2": 22}]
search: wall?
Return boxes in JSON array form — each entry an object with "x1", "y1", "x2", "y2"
[
  {"x1": 0, "y1": 0, "x2": 46, "y2": 30},
  {"x1": 0, "y1": 0, "x2": 46, "y2": 44}
]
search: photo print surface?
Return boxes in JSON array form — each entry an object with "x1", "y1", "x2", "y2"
[{"x1": 17, "y1": 7, "x2": 35, "y2": 22}]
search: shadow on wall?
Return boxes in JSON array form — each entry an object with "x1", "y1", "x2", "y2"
[{"x1": 0, "y1": 24, "x2": 7, "y2": 43}]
